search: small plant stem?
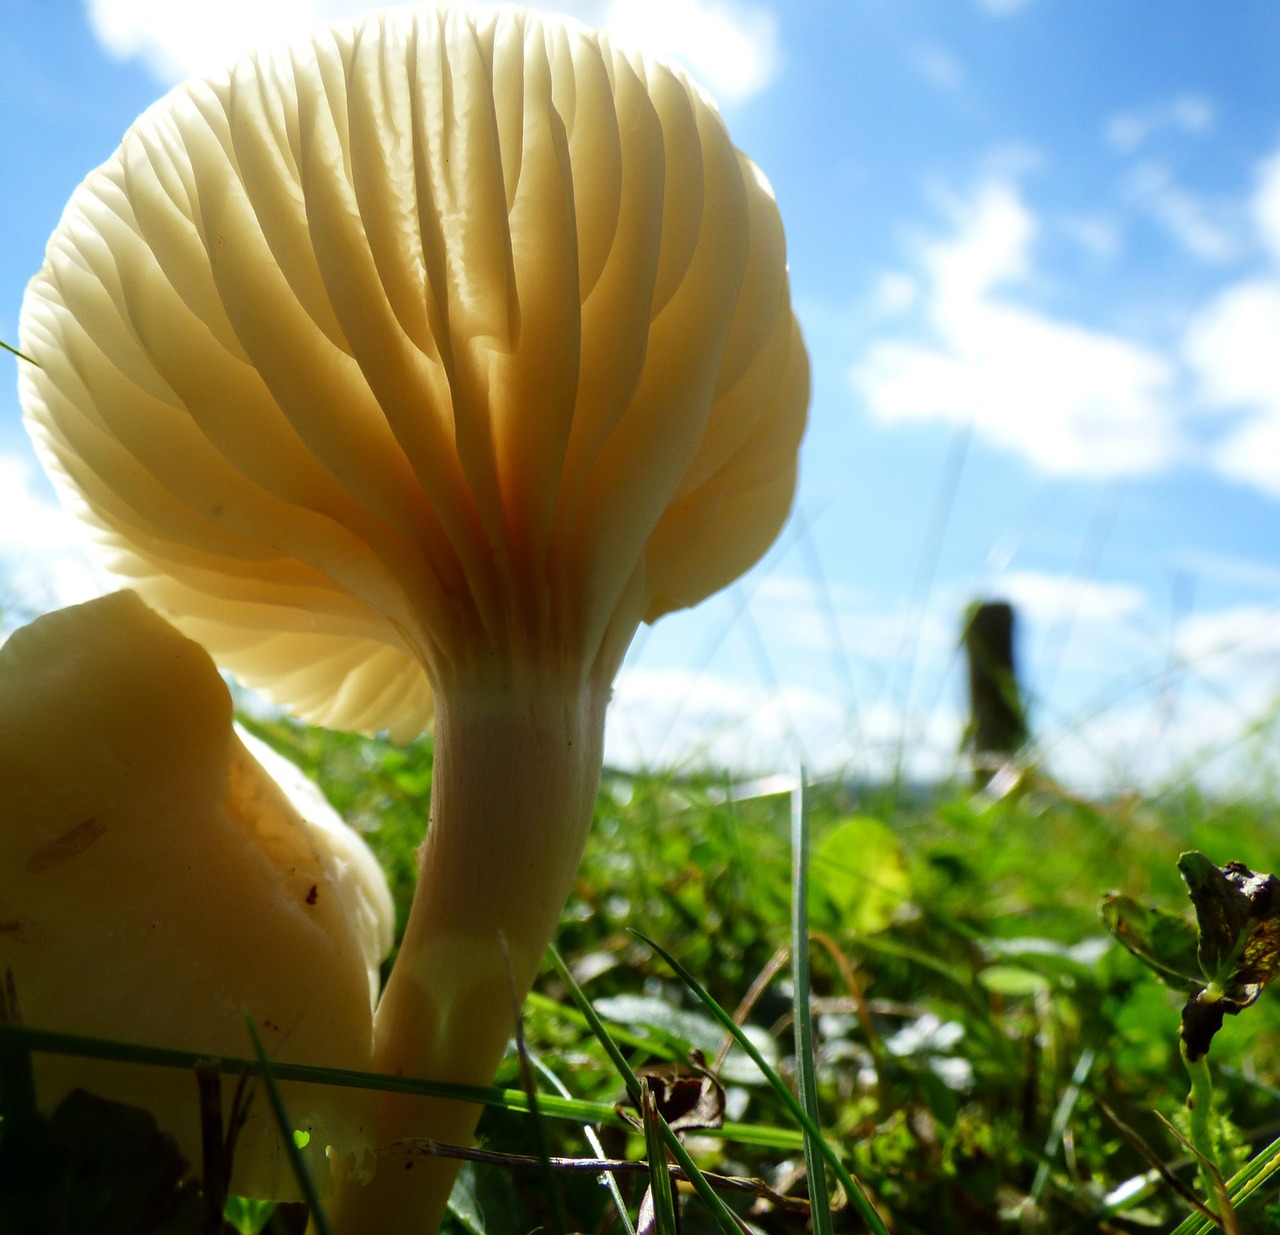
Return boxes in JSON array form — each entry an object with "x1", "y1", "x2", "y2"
[
  {"x1": 1182, "y1": 1038, "x2": 1223, "y2": 1211},
  {"x1": 327, "y1": 663, "x2": 610, "y2": 1235}
]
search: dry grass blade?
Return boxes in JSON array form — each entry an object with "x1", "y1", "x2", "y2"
[
  {"x1": 194, "y1": 1062, "x2": 228, "y2": 1233},
  {"x1": 1155, "y1": 1112, "x2": 1241, "y2": 1235},
  {"x1": 390, "y1": 1137, "x2": 812, "y2": 1215},
  {"x1": 1096, "y1": 1100, "x2": 1220, "y2": 1226}
]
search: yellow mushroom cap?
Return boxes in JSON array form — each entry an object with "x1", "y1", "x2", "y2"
[
  {"x1": 19, "y1": 5, "x2": 808, "y2": 739},
  {"x1": 0, "y1": 590, "x2": 393, "y2": 1198}
]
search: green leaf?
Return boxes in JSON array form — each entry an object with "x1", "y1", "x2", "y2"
[
  {"x1": 591, "y1": 994, "x2": 777, "y2": 1084},
  {"x1": 813, "y1": 816, "x2": 911, "y2": 936},
  {"x1": 447, "y1": 1161, "x2": 527, "y2": 1235},
  {"x1": 1098, "y1": 891, "x2": 1202, "y2": 991},
  {"x1": 223, "y1": 1195, "x2": 278, "y2": 1235},
  {"x1": 977, "y1": 965, "x2": 1052, "y2": 997}
]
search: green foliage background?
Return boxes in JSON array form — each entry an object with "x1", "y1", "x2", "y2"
[{"x1": 236, "y1": 713, "x2": 1280, "y2": 1234}]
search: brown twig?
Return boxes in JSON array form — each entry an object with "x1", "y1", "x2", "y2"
[
  {"x1": 810, "y1": 930, "x2": 887, "y2": 1110},
  {"x1": 1096, "y1": 1100, "x2": 1221, "y2": 1227},
  {"x1": 714, "y1": 944, "x2": 789, "y2": 1075},
  {"x1": 387, "y1": 1138, "x2": 812, "y2": 1216}
]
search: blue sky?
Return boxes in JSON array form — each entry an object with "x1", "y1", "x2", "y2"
[{"x1": 6, "y1": 0, "x2": 1280, "y2": 788}]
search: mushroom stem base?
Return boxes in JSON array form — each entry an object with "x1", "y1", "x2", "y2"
[{"x1": 326, "y1": 668, "x2": 610, "y2": 1235}]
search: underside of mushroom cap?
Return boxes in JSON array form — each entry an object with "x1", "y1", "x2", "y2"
[
  {"x1": 0, "y1": 590, "x2": 393, "y2": 1197},
  {"x1": 20, "y1": 5, "x2": 808, "y2": 739}
]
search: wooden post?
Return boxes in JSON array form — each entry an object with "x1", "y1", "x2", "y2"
[{"x1": 963, "y1": 600, "x2": 1027, "y2": 788}]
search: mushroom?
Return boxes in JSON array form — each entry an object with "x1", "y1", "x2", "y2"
[
  {"x1": 18, "y1": 6, "x2": 808, "y2": 1230},
  {"x1": 0, "y1": 589, "x2": 394, "y2": 1199}
]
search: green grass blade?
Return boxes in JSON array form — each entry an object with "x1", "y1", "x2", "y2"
[
  {"x1": 0, "y1": 1021, "x2": 803, "y2": 1152},
  {"x1": 0, "y1": 339, "x2": 38, "y2": 366},
  {"x1": 1167, "y1": 1128, "x2": 1280, "y2": 1235},
  {"x1": 503, "y1": 933, "x2": 567, "y2": 1235},
  {"x1": 1029, "y1": 1047, "x2": 1095, "y2": 1206},
  {"x1": 641, "y1": 1084, "x2": 680, "y2": 1235},
  {"x1": 0, "y1": 1021, "x2": 589, "y2": 1113},
  {"x1": 632, "y1": 930, "x2": 890, "y2": 1235},
  {"x1": 529, "y1": 1052, "x2": 638, "y2": 1235},
  {"x1": 790, "y1": 771, "x2": 833, "y2": 1235},
  {"x1": 547, "y1": 945, "x2": 748, "y2": 1235},
  {"x1": 242, "y1": 1015, "x2": 332, "y2": 1235}
]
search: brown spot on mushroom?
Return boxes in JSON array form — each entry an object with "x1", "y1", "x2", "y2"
[
  {"x1": 26, "y1": 818, "x2": 108, "y2": 874},
  {"x1": 306, "y1": 884, "x2": 319, "y2": 905}
]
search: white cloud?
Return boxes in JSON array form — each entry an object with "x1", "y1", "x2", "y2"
[
  {"x1": 84, "y1": 0, "x2": 781, "y2": 102},
  {"x1": 1252, "y1": 150, "x2": 1280, "y2": 263},
  {"x1": 1062, "y1": 214, "x2": 1122, "y2": 261},
  {"x1": 996, "y1": 571, "x2": 1145, "y2": 627},
  {"x1": 852, "y1": 178, "x2": 1179, "y2": 477},
  {"x1": 749, "y1": 574, "x2": 957, "y2": 670},
  {"x1": 1185, "y1": 278, "x2": 1280, "y2": 494},
  {"x1": 607, "y1": 571, "x2": 1280, "y2": 791},
  {"x1": 1105, "y1": 94, "x2": 1215, "y2": 154},
  {"x1": 1168, "y1": 548, "x2": 1280, "y2": 594},
  {"x1": 1039, "y1": 691, "x2": 1263, "y2": 794},
  {"x1": 85, "y1": 0, "x2": 348, "y2": 81},
  {"x1": 607, "y1": 664, "x2": 966, "y2": 783},
  {"x1": 600, "y1": 0, "x2": 779, "y2": 102},
  {"x1": 1017, "y1": 595, "x2": 1280, "y2": 792},
  {"x1": 913, "y1": 44, "x2": 963, "y2": 92},
  {"x1": 872, "y1": 272, "x2": 920, "y2": 315},
  {"x1": 0, "y1": 452, "x2": 107, "y2": 615},
  {"x1": 1174, "y1": 604, "x2": 1280, "y2": 688},
  {"x1": 1123, "y1": 161, "x2": 1239, "y2": 263},
  {"x1": 1183, "y1": 145, "x2": 1280, "y2": 497}
]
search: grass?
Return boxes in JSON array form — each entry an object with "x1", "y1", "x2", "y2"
[
  {"x1": 10, "y1": 705, "x2": 1279, "y2": 1234},
  {"x1": 0, "y1": 609, "x2": 1278, "y2": 1235}
]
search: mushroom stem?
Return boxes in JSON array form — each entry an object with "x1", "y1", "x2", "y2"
[{"x1": 328, "y1": 661, "x2": 611, "y2": 1233}]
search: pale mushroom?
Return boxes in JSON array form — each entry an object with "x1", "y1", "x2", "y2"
[
  {"x1": 18, "y1": 6, "x2": 808, "y2": 1230},
  {"x1": 0, "y1": 589, "x2": 394, "y2": 1199}
]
